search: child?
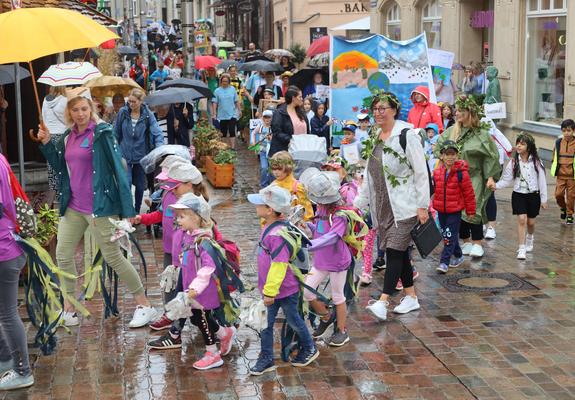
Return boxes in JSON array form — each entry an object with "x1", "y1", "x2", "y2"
[
  {"x1": 493, "y1": 133, "x2": 547, "y2": 259},
  {"x1": 432, "y1": 141, "x2": 476, "y2": 273},
  {"x1": 355, "y1": 113, "x2": 370, "y2": 144},
  {"x1": 303, "y1": 97, "x2": 314, "y2": 124},
  {"x1": 299, "y1": 168, "x2": 352, "y2": 347},
  {"x1": 251, "y1": 109, "x2": 274, "y2": 188},
  {"x1": 339, "y1": 124, "x2": 362, "y2": 165},
  {"x1": 247, "y1": 185, "x2": 319, "y2": 375},
  {"x1": 148, "y1": 193, "x2": 235, "y2": 370},
  {"x1": 134, "y1": 159, "x2": 209, "y2": 331},
  {"x1": 269, "y1": 151, "x2": 314, "y2": 221},
  {"x1": 424, "y1": 123, "x2": 440, "y2": 171},
  {"x1": 551, "y1": 119, "x2": 575, "y2": 224}
]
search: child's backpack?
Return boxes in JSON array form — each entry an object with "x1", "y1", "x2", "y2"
[
  {"x1": 329, "y1": 206, "x2": 369, "y2": 258},
  {"x1": 399, "y1": 128, "x2": 435, "y2": 196}
]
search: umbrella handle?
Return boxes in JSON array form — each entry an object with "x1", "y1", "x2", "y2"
[{"x1": 27, "y1": 62, "x2": 43, "y2": 123}]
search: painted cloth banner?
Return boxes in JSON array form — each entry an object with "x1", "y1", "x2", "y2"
[{"x1": 330, "y1": 34, "x2": 435, "y2": 146}]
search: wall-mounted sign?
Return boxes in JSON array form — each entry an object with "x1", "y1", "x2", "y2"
[
  {"x1": 470, "y1": 10, "x2": 494, "y2": 29},
  {"x1": 310, "y1": 27, "x2": 327, "y2": 44},
  {"x1": 340, "y1": 3, "x2": 369, "y2": 13}
]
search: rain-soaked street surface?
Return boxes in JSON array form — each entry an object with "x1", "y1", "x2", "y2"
[{"x1": 6, "y1": 144, "x2": 575, "y2": 400}]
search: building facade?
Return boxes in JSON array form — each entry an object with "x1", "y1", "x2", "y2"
[{"x1": 371, "y1": 0, "x2": 571, "y2": 157}]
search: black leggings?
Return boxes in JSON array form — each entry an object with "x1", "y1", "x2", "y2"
[
  {"x1": 486, "y1": 192, "x2": 497, "y2": 222},
  {"x1": 382, "y1": 248, "x2": 413, "y2": 295},
  {"x1": 459, "y1": 220, "x2": 484, "y2": 241}
]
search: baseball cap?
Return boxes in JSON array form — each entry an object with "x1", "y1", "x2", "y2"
[
  {"x1": 357, "y1": 113, "x2": 369, "y2": 121},
  {"x1": 342, "y1": 124, "x2": 357, "y2": 133},
  {"x1": 170, "y1": 192, "x2": 211, "y2": 221},
  {"x1": 247, "y1": 185, "x2": 292, "y2": 215},
  {"x1": 263, "y1": 88, "x2": 275, "y2": 95},
  {"x1": 299, "y1": 167, "x2": 341, "y2": 205},
  {"x1": 440, "y1": 140, "x2": 459, "y2": 153},
  {"x1": 262, "y1": 110, "x2": 273, "y2": 118}
]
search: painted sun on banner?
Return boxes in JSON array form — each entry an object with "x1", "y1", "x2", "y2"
[{"x1": 330, "y1": 33, "x2": 436, "y2": 145}]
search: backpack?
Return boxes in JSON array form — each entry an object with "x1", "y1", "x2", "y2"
[
  {"x1": 5, "y1": 163, "x2": 36, "y2": 238},
  {"x1": 399, "y1": 128, "x2": 435, "y2": 196},
  {"x1": 330, "y1": 207, "x2": 369, "y2": 258}
]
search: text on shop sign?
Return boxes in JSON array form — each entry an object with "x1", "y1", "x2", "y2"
[
  {"x1": 470, "y1": 10, "x2": 494, "y2": 28},
  {"x1": 341, "y1": 3, "x2": 369, "y2": 13}
]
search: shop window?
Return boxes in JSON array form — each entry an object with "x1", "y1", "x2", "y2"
[
  {"x1": 421, "y1": 0, "x2": 441, "y2": 48},
  {"x1": 386, "y1": 3, "x2": 401, "y2": 40},
  {"x1": 525, "y1": 2, "x2": 567, "y2": 125}
]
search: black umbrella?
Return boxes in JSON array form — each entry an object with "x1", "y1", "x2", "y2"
[
  {"x1": 157, "y1": 78, "x2": 212, "y2": 98},
  {"x1": 244, "y1": 54, "x2": 268, "y2": 63},
  {"x1": 239, "y1": 60, "x2": 283, "y2": 73},
  {"x1": 144, "y1": 87, "x2": 204, "y2": 107},
  {"x1": 0, "y1": 64, "x2": 31, "y2": 85},
  {"x1": 219, "y1": 60, "x2": 242, "y2": 71},
  {"x1": 118, "y1": 45, "x2": 140, "y2": 56},
  {"x1": 290, "y1": 68, "x2": 329, "y2": 91}
]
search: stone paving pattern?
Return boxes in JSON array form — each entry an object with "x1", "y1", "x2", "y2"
[{"x1": 4, "y1": 145, "x2": 575, "y2": 400}]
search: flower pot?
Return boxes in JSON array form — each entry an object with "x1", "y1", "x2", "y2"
[{"x1": 205, "y1": 156, "x2": 234, "y2": 188}]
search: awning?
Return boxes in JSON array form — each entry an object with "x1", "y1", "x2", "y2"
[{"x1": 331, "y1": 16, "x2": 370, "y2": 31}]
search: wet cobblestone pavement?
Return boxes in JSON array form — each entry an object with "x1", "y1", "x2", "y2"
[{"x1": 5, "y1": 144, "x2": 575, "y2": 400}]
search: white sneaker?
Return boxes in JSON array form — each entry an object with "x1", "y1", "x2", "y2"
[
  {"x1": 366, "y1": 300, "x2": 388, "y2": 321},
  {"x1": 61, "y1": 311, "x2": 79, "y2": 327},
  {"x1": 517, "y1": 247, "x2": 527, "y2": 260},
  {"x1": 462, "y1": 242, "x2": 473, "y2": 256},
  {"x1": 469, "y1": 244, "x2": 484, "y2": 258},
  {"x1": 129, "y1": 306, "x2": 158, "y2": 328},
  {"x1": 525, "y1": 235, "x2": 534, "y2": 252},
  {"x1": 485, "y1": 226, "x2": 496, "y2": 239},
  {"x1": 393, "y1": 296, "x2": 421, "y2": 314}
]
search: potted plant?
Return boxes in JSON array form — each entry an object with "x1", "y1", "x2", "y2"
[
  {"x1": 192, "y1": 120, "x2": 222, "y2": 168},
  {"x1": 206, "y1": 149, "x2": 237, "y2": 188},
  {"x1": 35, "y1": 204, "x2": 59, "y2": 258}
]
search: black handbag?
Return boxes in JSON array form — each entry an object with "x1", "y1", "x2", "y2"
[{"x1": 410, "y1": 216, "x2": 442, "y2": 259}]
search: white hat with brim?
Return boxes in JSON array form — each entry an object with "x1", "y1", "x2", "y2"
[
  {"x1": 299, "y1": 167, "x2": 341, "y2": 205},
  {"x1": 169, "y1": 192, "x2": 211, "y2": 221},
  {"x1": 165, "y1": 163, "x2": 203, "y2": 185},
  {"x1": 247, "y1": 185, "x2": 292, "y2": 215}
]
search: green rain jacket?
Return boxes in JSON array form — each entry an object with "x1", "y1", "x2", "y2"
[
  {"x1": 434, "y1": 124, "x2": 501, "y2": 224},
  {"x1": 40, "y1": 122, "x2": 136, "y2": 219}
]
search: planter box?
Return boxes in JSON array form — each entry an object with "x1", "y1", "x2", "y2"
[{"x1": 205, "y1": 156, "x2": 234, "y2": 188}]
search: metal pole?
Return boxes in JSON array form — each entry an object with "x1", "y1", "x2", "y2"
[
  {"x1": 128, "y1": 0, "x2": 134, "y2": 46},
  {"x1": 140, "y1": 0, "x2": 149, "y2": 67},
  {"x1": 182, "y1": 0, "x2": 195, "y2": 78},
  {"x1": 14, "y1": 64, "x2": 25, "y2": 190}
]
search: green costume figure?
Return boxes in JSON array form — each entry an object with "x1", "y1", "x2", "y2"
[
  {"x1": 484, "y1": 66, "x2": 501, "y2": 104},
  {"x1": 434, "y1": 97, "x2": 501, "y2": 225}
]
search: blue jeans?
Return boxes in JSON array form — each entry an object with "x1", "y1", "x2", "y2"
[
  {"x1": 260, "y1": 293, "x2": 314, "y2": 363},
  {"x1": 438, "y1": 212, "x2": 463, "y2": 265},
  {"x1": 259, "y1": 154, "x2": 272, "y2": 188},
  {"x1": 127, "y1": 163, "x2": 146, "y2": 213}
]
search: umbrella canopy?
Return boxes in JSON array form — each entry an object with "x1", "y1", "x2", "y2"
[
  {"x1": 307, "y1": 52, "x2": 329, "y2": 68},
  {"x1": 290, "y1": 69, "x2": 329, "y2": 91},
  {"x1": 217, "y1": 41, "x2": 236, "y2": 48},
  {"x1": 0, "y1": 65, "x2": 31, "y2": 85},
  {"x1": 84, "y1": 76, "x2": 141, "y2": 98},
  {"x1": 219, "y1": 60, "x2": 242, "y2": 71},
  {"x1": 144, "y1": 87, "x2": 205, "y2": 107},
  {"x1": 157, "y1": 78, "x2": 212, "y2": 98},
  {"x1": 38, "y1": 62, "x2": 102, "y2": 86},
  {"x1": 117, "y1": 45, "x2": 140, "y2": 56},
  {"x1": 0, "y1": 8, "x2": 119, "y2": 64},
  {"x1": 240, "y1": 60, "x2": 284, "y2": 73},
  {"x1": 307, "y1": 36, "x2": 330, "y2": 57},
  {"x1": 244, "y1": 54, "x2": 269, "y2": 63},
  {"x1": 195, "y1": 55, "x2": 222, "y2": 70},
  {"x1": 265, "y1": 49, "x2": 295, "y2": 59}
]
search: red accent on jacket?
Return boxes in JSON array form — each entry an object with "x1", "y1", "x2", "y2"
[
  {"x1": 407, "y1": 85, "x2": 444, "y2": 133},
  {"x1": 140, "y1": 210, "x2": 162, "y2": 226},
  {"x1": 432, "y1": 160, "x2": 476, "y2": 215}
]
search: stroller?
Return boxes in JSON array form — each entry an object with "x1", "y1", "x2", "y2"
[{"x1": 288, "y1": 135, "x2": 328, "y2": 179}]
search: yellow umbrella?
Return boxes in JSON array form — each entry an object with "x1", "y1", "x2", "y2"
[
  {"x1": 85, "y1": 76, "x2": 142, "y2": 98},
  {"x1": 0, "y1": 7, "x2": 119, "y2": 117}
]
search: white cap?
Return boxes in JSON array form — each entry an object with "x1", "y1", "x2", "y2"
[
  {"x1": 160, "y1": 155, "x2": 190, "y2": 169},
  {"x1": 247, "y1": 185, "x2": 292, "y2": 215},
  {"x1": 357, "y1": 113, "x2": 369, "y2": 121},
  {"x1": 299, "y1": 167, "x2": 341, "y2": 204},
  {"x1": 166, "y1": 163, "x2": 203, "y2": 185},
  {"x1": 170, "y1": 192, "x2": 211, "y2": 221},
  {"x1": 262, "y1": 110, "x2": 273, "y2": 118}
]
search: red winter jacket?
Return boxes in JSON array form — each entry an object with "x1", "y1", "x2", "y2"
[
  {"x1": 432, "y1": 160, "x2": 476, "y2": 215},
  {"x1": 407, "y1": 86, "x2": 444, "y2": 133}
]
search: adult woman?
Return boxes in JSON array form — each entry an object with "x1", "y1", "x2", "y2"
[
  {"x1": 434, "y1": 95, "x2": 501, "y2": 257},
  {"x1": 268, "y1": 86, "x2": 309, "y2": 157},
  {"x1": 37, "y1": 94, "x2": 157, "y2": 329},
  {"x1": 356, "y1": 92, "x2": 430, "y2": 322},
  {"x1": 212, "y1": 73, "x2": 241, "y2": 149},
  {"x1": 42, "y1": 86, "x2": 68, "y2": 191},
  {"x1": 310, "y1": 102, "x2": 332, "y2": 152},
  {"x1": 0, "y1": 154, "x2": 34, "y2": 390},
  {"x1": 114, "y1": 88, "x2": 164, "y2": 213},
  {"x1": 280, "y1": 71, "x2": 293, "y2": 97},
  {"x1": 407, "y1": 86, "x2": 443, "y2": 132},
  {"x1": 279, "y1": 56, "x2": 296, "y2": 73}
]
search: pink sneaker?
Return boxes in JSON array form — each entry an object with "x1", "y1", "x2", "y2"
[
  {"x1": 193, "y1": 351, "x2": 224, "y2": 370},
  {"x1": 149, "y1": 313, "x2": 173, "y2": 331},
  {"x1": 395, "y1": 279, "x2": 404, "y2": 290},
  {"x1": 219, "y1": 326, "x2": 236, "y2": 356}
]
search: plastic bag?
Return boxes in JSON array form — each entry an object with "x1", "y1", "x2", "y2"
[
  {"x1": 159, "y1": 265, "x2": 180, "y2": 293},
  {"x1": 165, "y1": 292, "x2": 203, "y2": 320},
  {"x1": 139, "y1": 145, "x2": 192, "y2": 174},
  {"x1": 239, "y1": 297, "x2": 268, "y2": 332}
]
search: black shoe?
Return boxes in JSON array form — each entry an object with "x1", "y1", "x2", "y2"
[
  {"x1": 561, "y1": 209, "x2": 567, "y2": 220},
  {"x1": 147, "y1": 333, "x2": 182, "y2": 349},
  {"x1": 567, "y1": 216, "x2": 574, "y2": 225},
  {"x1": 372, "y1": 256, "x2": 386, "y2": 271},
  {"x1": 291, "y1": 347, "x2": 319, "y2": 367},
  {"x1": 312, "y1": 311, "x2": 336, "y2": 339},
  {"x1": 249, "y1": 357, "x2": 276, "y2": 376},
  {"x1": 328, "y1": 329, "x2": 350, "y2": 347}
]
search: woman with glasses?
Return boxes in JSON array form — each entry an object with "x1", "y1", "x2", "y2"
[
  {"x1": 355, "y1": 92, "x2": 430, "y2": 323},
  {"x1": 268, "y1": 86, "x2": 309, "y2": 157}
]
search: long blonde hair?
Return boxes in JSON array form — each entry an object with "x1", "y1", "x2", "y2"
[
  {"x1": 63, "y1": 96, "x2": 99, "y2": 127},
  {"x1": 450, "y1": 110, "x2": 481, "y2": 141}
]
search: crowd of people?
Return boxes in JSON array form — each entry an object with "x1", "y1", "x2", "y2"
[{"x1": 2, "y1": 41, "x2": 575, "y2": 390}]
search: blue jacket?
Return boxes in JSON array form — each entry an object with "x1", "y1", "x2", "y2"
[
  {"x1": 114, "y1": 105, "x2": 164, "y2": 163},
  {"x1": 39, "y1": 122, "x2": 136, "y2": 219}
]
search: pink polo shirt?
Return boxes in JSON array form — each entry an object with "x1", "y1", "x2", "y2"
[{"x1": 65, "y1": 121, "x2": 95, "y2": 215}]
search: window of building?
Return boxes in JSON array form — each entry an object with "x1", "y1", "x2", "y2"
[
  {"x1": 386, "y1": 3, "x2": 401, "y2": 40},
  {"x1": 421, "y1": 0, "x2": 441, "y2": 48},
  {"x1": 525, "y1": 0, "x2": 567, "y2": 125}
]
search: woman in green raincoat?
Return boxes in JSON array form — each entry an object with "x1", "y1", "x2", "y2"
[{"x1": 434, "y1": 95, "x2": 501, "y2": 258}]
